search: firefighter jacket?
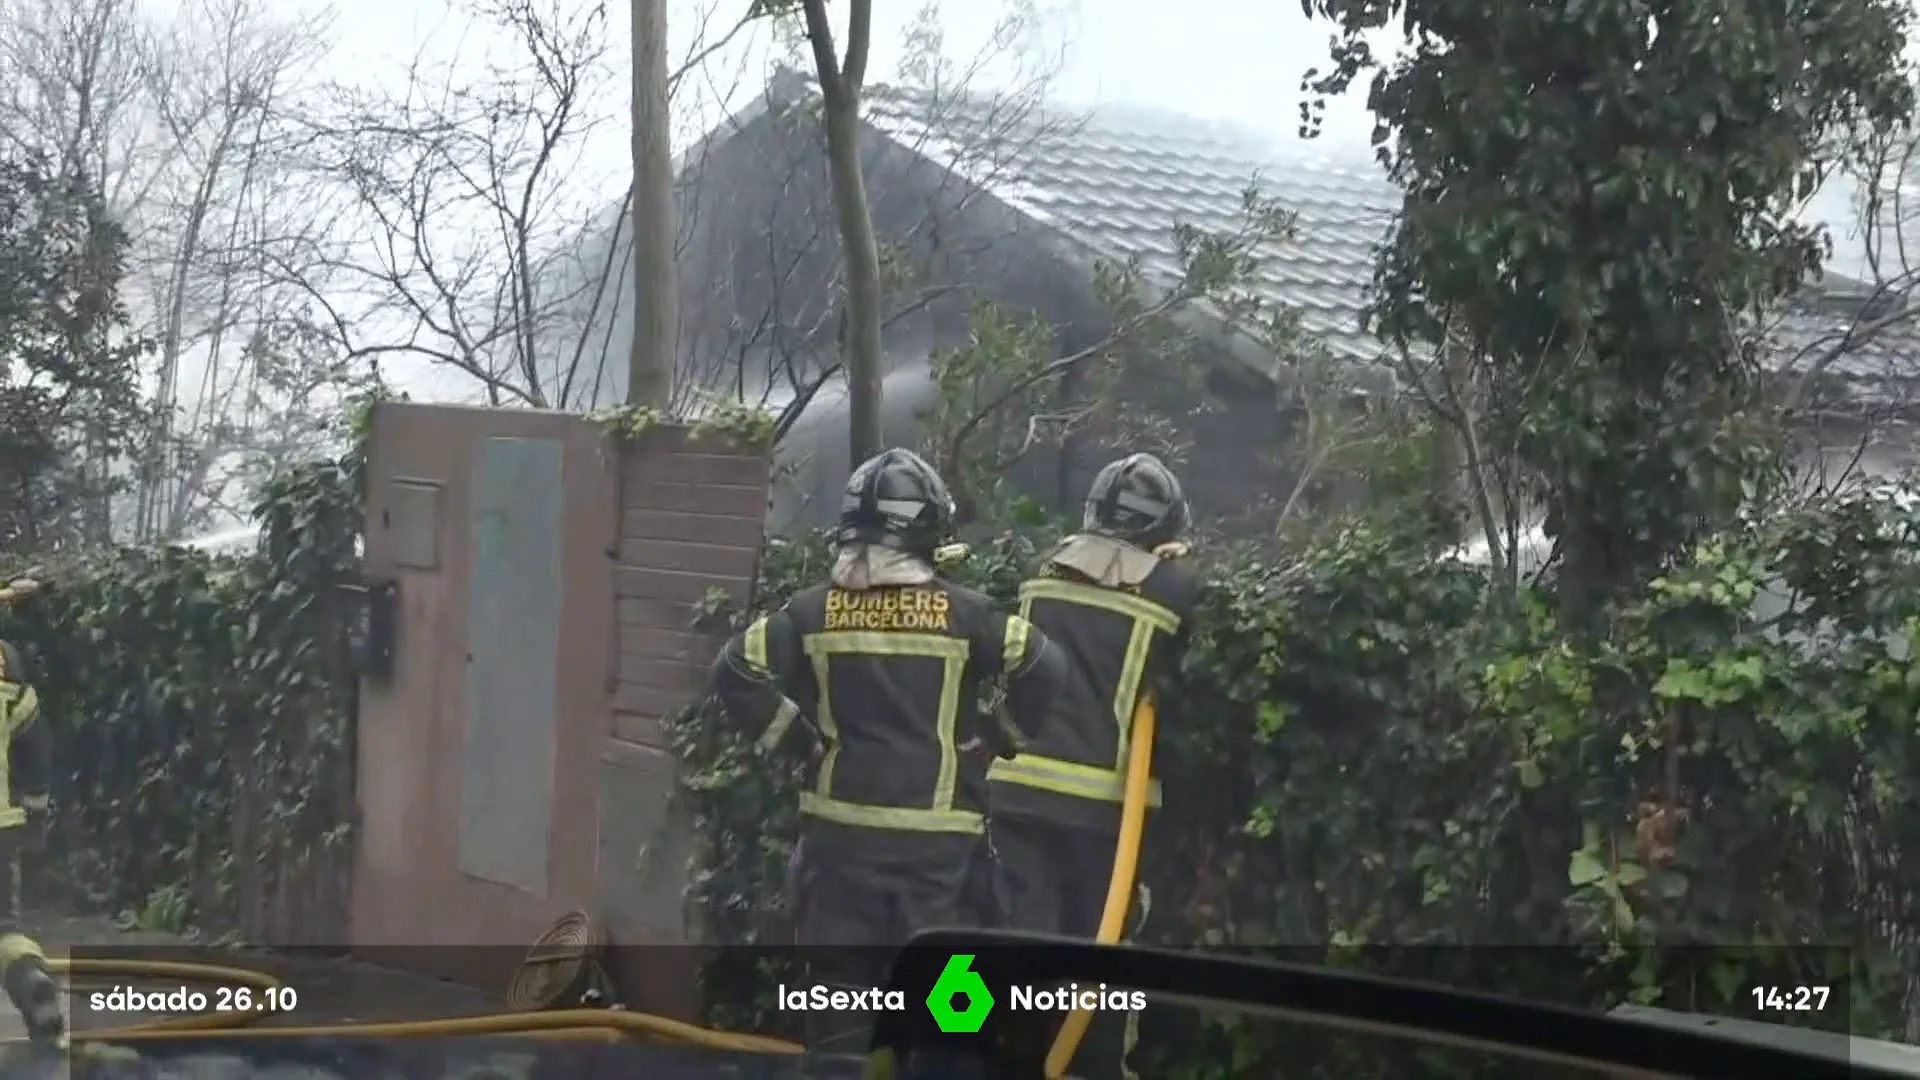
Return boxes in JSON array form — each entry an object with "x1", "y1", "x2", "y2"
[
  {"x1": 0, "y1": 642, "x2": 48, "y2": 831},
  {"x1": 987, "y1": 533, "x2": 1198, "y2": 832},
  {"x1": 711, "y1": 576, "x2": 1067, "y2": 838}
]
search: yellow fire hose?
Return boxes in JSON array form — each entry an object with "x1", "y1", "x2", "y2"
[{"x1": 1043, "y1": 693, "x2": 1156, "y2": 1079}]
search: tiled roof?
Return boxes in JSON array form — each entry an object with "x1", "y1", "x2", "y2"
[
  {"x1": 1771, "y1": 287, "x2": 1920, "y2": 401},
  {"x1": 862, "y1": 87, "x2": 1396, "y2": 366},
  {"x1": 744, "y1": 75, "x2": 1920, "y2": 392}
]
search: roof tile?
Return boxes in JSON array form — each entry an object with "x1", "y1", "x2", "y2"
[{"x1": 857, "y1": 81, "x2": 1920, "y2": 388}]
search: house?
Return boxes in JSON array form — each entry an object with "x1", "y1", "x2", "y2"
[{"x1": 550, "y1": 70, "x2": 1920, "y2": 530}]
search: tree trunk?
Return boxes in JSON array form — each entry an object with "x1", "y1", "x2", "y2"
[
  {"x1": 1428, "y1": 334, "x2": 1473, "y2": 546},
  {"x1": 627, "y1": 0, "x2": 676, "y2": 409},
  {"x1": 822, "y1": 97, "x2": 885, "y2": 463},
  {"x1": 800, "y1": 0, "x2": 884, "y2": 466}
]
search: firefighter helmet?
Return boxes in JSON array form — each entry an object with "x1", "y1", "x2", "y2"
[
  {"x1": 1084, "y1": 452, "x2": 1189, "y2": 549},
  {"x1": 838, "y1": 448, "x2": 955, "y2": 558}
]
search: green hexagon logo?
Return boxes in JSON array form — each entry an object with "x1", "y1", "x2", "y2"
[{"x1": 925, "y1": 953, "x2": 995, "y2": 1033}]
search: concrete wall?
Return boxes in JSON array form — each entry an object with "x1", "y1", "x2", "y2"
[{"x1": 350, "y1": 404, "x2": 770, "y2": 1011}]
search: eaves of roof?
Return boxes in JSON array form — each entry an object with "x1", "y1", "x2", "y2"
[{"x1": 679, "y1": 71, "x2": 1920, "y2": 398}]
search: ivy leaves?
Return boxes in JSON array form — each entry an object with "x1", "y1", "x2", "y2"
[{"x1": 0, "y1": 459, "x2": 360, "y2": 929}]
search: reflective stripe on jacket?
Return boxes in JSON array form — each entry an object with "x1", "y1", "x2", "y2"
[
  {"x1": 713, "y1": 578, "x2": 1066, "y2": 836},
  {"x1": 988, "y1": 548, "x2": 1196, "y2": 832}
]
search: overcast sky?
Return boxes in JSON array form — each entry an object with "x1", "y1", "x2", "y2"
[
  {"x1": 314, "y1": 0, "x2": 1365, "y2": 125},
  {"x1": 299, "y1": 0, "x2": 1885, "y2": 273},
  {"x1": 314, "y1": 0, "x2": 1379, "y2": 162}
]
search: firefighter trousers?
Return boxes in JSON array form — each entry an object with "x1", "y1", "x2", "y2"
[
  {"x1": 792, "y1": 827, "x2": 990, "y2": 1062},
  {"x1": 991, "y1": 813, "x2": 1133, "y2": 1080}
]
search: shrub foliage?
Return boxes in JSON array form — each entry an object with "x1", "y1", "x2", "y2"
[
  {"x1": 0, "y1": 459, "x2": 361, "y2": 934},
  {"x1": 670, "y1": 486, "x2": 1920, "y2": 1067}
]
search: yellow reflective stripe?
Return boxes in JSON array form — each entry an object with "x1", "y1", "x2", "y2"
[
  {"x1": 1017, "y1": 578, "x2": 1179, "y2": 635},
  {"x1": 0, "y1": 685, "x2": 17, "y2": 817},
  {"x1": 805, "y1": 651, "x2": 841, "y2": 795},
  {"x1": 742, "y1": 617, "x2": 800, "y2": 750},
  {"x1": 801, "y1": 631, "x2": 970, "y2": 816},
  {"x1": 1009, "y1": 601, "x2": 1038, "y2": 746},
  {"x1": 1113, "y1": 629, "x2": 1153, "y2": 768},
  {"x1": 803, "y1": 631, "x2": 969, "y2": 660},
  {"x1": 742, "y1": 616, "x2": 773, "y2": 671},
  {"x1": 11, "y1": 685, "x2": 38, "y2": 735},
  {"x1": 757, "y1": 698, "x2": 800, "y2": 751},
  {"x1": 798, "y1": 792, "x2": 984, "y2": 833},
  {"x1": 1001, "y1": 615, "x2": 1032, "y2": 670},
  {"x1": 988, "y1": 754, "x2": 1163, "y2": 806},
  {"x1": 1020, "y1": 578, "x2": 1167, "y2": 771},
  {"x1": 933, "y1": 651, "x2": 964, "y2": 813}
]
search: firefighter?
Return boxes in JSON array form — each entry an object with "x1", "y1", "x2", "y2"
[
  {"x1": 986, "y1": 453, "x2": 1198, "y2": 1080},
  {"x1": 710, "y1": 448, "x2": 1067, "y2": 1065},
  {"x1": 0, "y1": 579, "x2": 64, "y2": 1048}
]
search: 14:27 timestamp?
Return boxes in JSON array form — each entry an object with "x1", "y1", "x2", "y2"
[{"x1": 1749, "y1": 985, "x2": 1831, "y2": 1012}]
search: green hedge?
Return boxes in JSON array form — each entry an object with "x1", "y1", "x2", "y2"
[
  {"x1": 670, "y1": 486, "x2": 1920, "y2": 1069},
  {"x1": 0, "y1": 418, "x2": 1901, "y2": 1072},
  {"x1": 0, "y1": 461, "x2": 361, "y2": 933}
]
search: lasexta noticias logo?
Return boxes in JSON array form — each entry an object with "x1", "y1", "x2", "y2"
[{"x1": 924, "y1": 953, "x2": 996, "y2": 1033}]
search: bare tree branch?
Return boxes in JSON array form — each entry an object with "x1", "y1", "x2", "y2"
[
  {"x1": 273, "y1": 0, "x2": 615, "y2": 409},
  {"x1": 0, "y1": 0, "x2": 351, "y2": 540}
]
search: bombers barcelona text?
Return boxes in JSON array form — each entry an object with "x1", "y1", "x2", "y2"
[{"x1": 822, "y1": 587, "x2": 951, "y2": 631}]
